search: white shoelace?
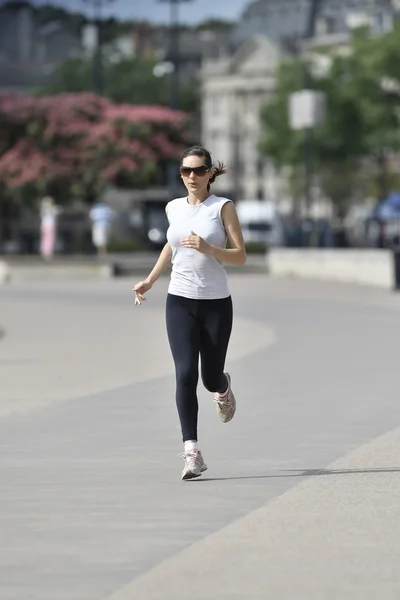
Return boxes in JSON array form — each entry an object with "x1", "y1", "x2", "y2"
[
  {"x1": 214, "y1": 381, "x2": 230, "y2": 405},
  {"x1": 179, "y1": 451, "x2": 198, "y2": 464},
  {"x1": 214, "y1": 394, "x2": 231, "y2": 406}
]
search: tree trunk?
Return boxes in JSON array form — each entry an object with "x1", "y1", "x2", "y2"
[{"x1": 376, "y1": 149, "x2": 389, "y2": 201}]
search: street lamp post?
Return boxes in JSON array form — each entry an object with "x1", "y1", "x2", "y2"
[
  {"x1": 156, "y1": 0, "x2": 195, "y2": 199},
  {"x1": 305, "y1": 0, "x2": 323, "y2": 42},
  {"x1": 157, "y1": 0, "x2": 194, "y2": 110},
  {"x1": 289, "y1": 0, "x2": 324, "y2": 244},
  {"x1": 82, "y1": 0, "x2": 116, "y2": 95}
]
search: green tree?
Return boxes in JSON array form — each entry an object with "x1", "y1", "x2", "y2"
[
  {"x1": 195, "y1": 19, "x2": 234, "y2": 31},
  {"x1": 348, "y1": 26, "x2": 400, "y2": 199},
  {"x1": 260, "y1": 58, "x2": 307, "y2": 169},
  {"x1": 0, "y1": 92, "x2": 192, "y2": 206},
  {"x1": 260, "y1": 24, "x2": 400, "y2": 216},
  {"x1": 33, "y1": 3, "x2": 86, "y2": 36},
  {"x1": 36, "y1": 56, "x2": 199, "y2": 114}
]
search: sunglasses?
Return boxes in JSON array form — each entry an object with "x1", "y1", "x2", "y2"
[{"x1": 180, "y1": 166, "x2": 210, "y2": 177}]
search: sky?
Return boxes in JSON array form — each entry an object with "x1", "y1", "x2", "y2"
[{"x1": 34, "y1": 0, "x2": 252, "y2": 24}]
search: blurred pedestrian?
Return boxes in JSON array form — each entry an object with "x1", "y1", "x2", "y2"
[
  {"x1": 133, "y1": 145, "x2": 247, "y2": 480},
  {"x1": 89, "y1": 202, "x2": 116, "y2": 256},
  {"x1": 40, "y1": 196, "x2": 59, "y2": 260}
]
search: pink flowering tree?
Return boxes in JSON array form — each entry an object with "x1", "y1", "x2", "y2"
[{"x1": 0, "y1": 92, "x2": 193, "y2": 204}]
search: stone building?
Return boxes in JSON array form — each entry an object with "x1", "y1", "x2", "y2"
[
  {"x1": 0, "y1": 0, "x2": 82, "y2": 92},
  {"x1": 201, "y1": 35, "x2": 284, "y2": 202},
  {"x1": 233, "y1": 0, "x2": 395, "y2": 45},
  {"x1": 201, "y1": 0, "x2": 397, "y2": 204}
]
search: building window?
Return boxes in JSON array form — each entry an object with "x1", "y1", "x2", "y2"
[
  {"x1": 317, "y1": 15, "x2": 337, "y2": 35},
  {"x1": 210, "y1": 94, "x2": 224, "y2": 116},
  {"x1": 211, "y1": 131, "x2": 219, "y2": 156},
  {"x1": 257, "y1": 157, "x2": 264, "y2": 179}
]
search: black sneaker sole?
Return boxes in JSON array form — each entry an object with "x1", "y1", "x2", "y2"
[
  {"x1": 182, "y1": 470, "x2": 202, "y2": 480},
  {"x1": 182, "y1": 464, "x2": 208, "y2": 480}
]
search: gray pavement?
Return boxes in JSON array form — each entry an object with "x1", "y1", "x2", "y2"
[{"x1": 1, "y1": 275, "x2": 400, "y2": 599}]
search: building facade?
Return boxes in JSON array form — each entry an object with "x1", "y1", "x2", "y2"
[
  {"x1": 0, "y1": 0, "x2": 82, "y2": 92},
  {"x1": 201, "y1": 35, "x2": 285, "y2": 202},
  {"x1": 233, "y1": 0, "x2": 395, "y2": 46},
  {"x1": 201, "y1": 0, "x2": 398, "y2": 205}
]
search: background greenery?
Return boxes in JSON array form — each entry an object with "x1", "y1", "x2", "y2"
[{"x1": 260, "y1": 24, "x2": 400, "y2": 218}]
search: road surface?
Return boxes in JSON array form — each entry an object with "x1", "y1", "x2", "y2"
[{"x1": 1, "y1": 274, "x2": 400, "y2": 599}]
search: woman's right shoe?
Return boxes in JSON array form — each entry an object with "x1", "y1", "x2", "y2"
[
  {"x1": 181, "y1": 450, "x2": 208, "y2": 480},
  {"x1": 214, "y1": 372, "x2": 236, "y2": 423}
]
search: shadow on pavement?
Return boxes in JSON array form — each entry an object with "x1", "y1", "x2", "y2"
[{"x1": 189, "y1": 467, "x2": 400, "y2": 482}]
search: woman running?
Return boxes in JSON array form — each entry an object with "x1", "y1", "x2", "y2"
[{"x1": 133, "y1": 145, "x2": 246, "y2": 479}]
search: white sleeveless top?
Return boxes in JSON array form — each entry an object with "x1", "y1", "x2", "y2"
[{"x1": 166, "y1": 194, "x2": 232, "y2": 300}]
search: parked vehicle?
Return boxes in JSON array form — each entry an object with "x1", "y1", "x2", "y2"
[
  {"x1": 128, "y1": 196, "x2": 169, "y2": 250},
  {"x1": 236, "y1": 200, "x2": 284, "y2": 247}
]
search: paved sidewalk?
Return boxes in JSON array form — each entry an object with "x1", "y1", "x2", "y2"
[
  {"x1": 1, "y1": 275, "x2": 400, "y2": 599},
  {"x1": 109, "y1": 426, "x2": 400, "y2": 600}
]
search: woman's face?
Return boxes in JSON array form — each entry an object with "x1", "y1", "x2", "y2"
[{"x1": 180, "y1": 155, "x2": 212, "y2": 196}]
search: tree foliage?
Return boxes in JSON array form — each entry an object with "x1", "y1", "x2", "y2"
[
  {"x1": 0, "y1": 92, "x2": 192, "y2": 204},
  {"x1": 36, "y1": 55, "x2": 199, "y2": 115},
  {"x1": 195, "y1": 19, "x2": 234, "y2": 31},
  {"x1": 260, "y1": 24, "x2": 400, "y2": 214},
  {"x1": 33, "y1": 3, "x2": 86, "y2": 37}
]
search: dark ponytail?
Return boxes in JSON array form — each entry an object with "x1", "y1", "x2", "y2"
[
  {"x1": 181, "y1": 146, "x2": 228, "y2": 191},
  {"x1": 208, "y1": 161, "x2": 228, "y2": 191}
]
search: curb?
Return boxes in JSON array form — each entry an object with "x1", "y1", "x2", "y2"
[
  {"x1": 0, "y1": 260, "x2": 10, "y2": 284},
  {"x1": 1, "y1": 254, "x2": 268, "y2": 282}
]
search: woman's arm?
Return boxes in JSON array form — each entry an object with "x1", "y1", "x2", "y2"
[
  {"x1": 208, "y1": 202, "x2": 247, "y2": 266},
  {"x1": 146, "y1": 242, "x2": 172, "y2": 285},
  {"x1": 133, "y1": 205, "x2": 172, "y2": 305},
  {"x1": 180, "y1": 201, "x2": 247, "y2": 266},
  {"x1": 146, "y1": 204, "x2": 172, "y2": 284},
  {"x1": 132, "y1": 242, "x2": 172, "y2": 304}
]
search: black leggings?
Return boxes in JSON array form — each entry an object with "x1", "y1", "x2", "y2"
[{"x1": 166, "y1": 293, "x2": 233, "y2": 442}]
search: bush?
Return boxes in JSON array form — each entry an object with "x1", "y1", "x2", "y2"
[
  {"x1": 108, "y1": 238, "x2": 144, "y2": 253},
  {"x1": 245, "y1": 242, "x2": 268, "y2": 254}
]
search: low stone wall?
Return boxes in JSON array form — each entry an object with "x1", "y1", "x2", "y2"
[
  {"x1": 2, "y1": 260, "x2": 114, "y2": 282},
  {"x1": 267, "y1": 249, "x2": 394, "y2": 289},
  {"x1": 0, "y1": 260, "x2": 10, "y2": 284},
  {"x1": 0, "y1": 253, "x2": 268, "y2": 283},
  {"x1": 15, "y1": 263, "x2": 114, "y2": 282}
]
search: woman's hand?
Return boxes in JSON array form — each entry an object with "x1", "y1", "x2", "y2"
[
  {"x1": 180, "y1": 231, "x2": 211, "y2": 254},
  {"x1": 132, "y1": 278, "x2": 153, "y2": 305}
]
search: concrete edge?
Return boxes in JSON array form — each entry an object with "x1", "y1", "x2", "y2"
[
  {"x1": 267, "y1": 248, "x2": 394, "y2": 289},
  {"x1": 0, "y1": 260, "x2": 11, "y2": 285},
  {"x1": 105, "y1": 425, "x2": 400, "y2": 599},
  {"x1": 0, "y1": 254, "x2": 268, "y2": 282},
  {"x1": 3, "y1": 262, "x2": 114, "y2": 282}
]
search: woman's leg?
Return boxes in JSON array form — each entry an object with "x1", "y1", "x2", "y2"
[
  {"x1": 199, "y1": 296, "x2": 233, "y2": 393},
  {"x1": 166, "y1": 294, "x2": 201, "y2": 442}
]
